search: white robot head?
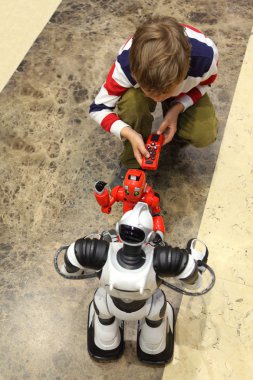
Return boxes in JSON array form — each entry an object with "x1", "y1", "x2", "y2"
[{"x1": 117, "y1": 202, "x2": 154, "y2": 246}]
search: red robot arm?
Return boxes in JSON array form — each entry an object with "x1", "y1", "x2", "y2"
[
  {"x1": 143, "y1": 188, "x2": 160, "y2": 209},
  {"x1": 94, "y1": 182, "x2": 124, "y2": 214},
  {"x1": 151, "y1": 197, "x2": 165, "y2": 235},
  {"x1": 143, "y1": 190, "x2": 165, "y2": 235},
  {"x1": 153, "y1": 214, "x2": 165, "y2": 235},
  {"x1": 94, "y1": 186, "x2": 111, "y2": 214},
  {"x1": 110, "y1": 186, "x2": 125, "y2": 203}
]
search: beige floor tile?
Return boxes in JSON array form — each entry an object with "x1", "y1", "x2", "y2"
[
  {"x1": 0, "y1": 0, "x2": 61, "y2": 92},
  {"x1": 163, "y1": 28, "x2": 253, "y2": 380},
  {"x1": 198, "y1": 30, "x2": 253, "y2": 287},
  {"x1": 163, "y1": 279, "x2": 253, "y2": 380}
]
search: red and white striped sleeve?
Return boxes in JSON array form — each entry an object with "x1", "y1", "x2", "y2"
[
  {"x1": 173, "y1": 25, "x2": 218, "y2": 110},
  {"x1": 89, "y1": 39, "x2": 136, "y2": 139}
]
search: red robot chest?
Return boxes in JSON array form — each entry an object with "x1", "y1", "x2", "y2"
[{"x1": 122, "y1": 195, "x2": 148, "y2": 214}]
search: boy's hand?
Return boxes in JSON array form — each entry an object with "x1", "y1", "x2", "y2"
[
  {"x1": 157, "y1": 103, "x2": 184, "y2": 145},
  {"x1": 121, "y1": 127, "x2": 150, "y2": 166}
]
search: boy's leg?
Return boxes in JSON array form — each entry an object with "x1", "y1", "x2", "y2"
[
  {"x1": 117, "y1": 88, "x2": 156, "y2": 168},
  {"x1": 176, "y1": 94, "x2": 218, "y2": 147},
  {"x1": 162, "y1": 93, "x2": 218, "y2": 147}
]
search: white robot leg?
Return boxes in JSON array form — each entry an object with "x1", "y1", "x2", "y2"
[
  {"x1": 87, "y1": 287, "x2": 124, "y2": 360},
  {"x1": 137, "y1": 289, "x2": 175, "y2": 364}
]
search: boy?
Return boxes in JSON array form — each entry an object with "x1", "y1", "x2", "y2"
[{"x1": 89, "y1": 16, "x2": 218, "y2": 185}]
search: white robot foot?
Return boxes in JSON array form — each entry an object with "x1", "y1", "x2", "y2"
[
  {"x1": 87, "y1": 301, "x2": 124, "y2": 361},
  {"x1": 137, "y1": 302, "x2": 175, "y2": 364}
]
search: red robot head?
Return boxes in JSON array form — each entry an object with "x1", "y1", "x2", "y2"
[{"x1": 123, "y1": 169, "x2": 146, "y2": 202}]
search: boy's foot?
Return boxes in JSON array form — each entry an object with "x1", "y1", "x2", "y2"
[
  {"x1": 144, "y1": 170, "x2": 157, "y2": 187},
  {"x1": 109, "y1": 166, "x2": 128, "y2": 188},
  {"x1": 171, "y1": 135, "x2": 189, "y2": 147}
]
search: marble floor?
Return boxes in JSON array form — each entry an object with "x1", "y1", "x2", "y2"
[{"x1": 0, "y1": 1, "x2": 252, "y2": 379}]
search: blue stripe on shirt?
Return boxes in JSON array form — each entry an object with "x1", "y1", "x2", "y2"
[
  {"x1": 117, "y1": 49, "x2": 136, "y2": 86},
  {"x1": 89, "y1": 102, "x2": 115, "y2": 113},
  {"x1": 187, "y1": 37, "x2": 214, "y2": 78}
]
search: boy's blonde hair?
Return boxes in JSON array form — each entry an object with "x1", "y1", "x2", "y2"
[{"x1": 130, "y1": 16, "x2": 190, "y2": 95}]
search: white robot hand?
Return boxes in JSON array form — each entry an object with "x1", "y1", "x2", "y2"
[
  {"x1": 60, "y1": 264, "x2": 84, "y2": 277},
  {"x1": 152, "y1": 230, "x2": 165, "y2": 246},
  {"x1": 187, "y1": 238, "x2": 208, "y2": 273}
]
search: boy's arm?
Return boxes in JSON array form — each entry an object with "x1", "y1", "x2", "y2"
[
  {"x1": 89, "y1": 39, "x2": 136, "y2": 140},
  {"x1": 172, "y1": 81, "x2": 216, "y2": 112},
  {"x1": 173, "y1": 25, "x2": 218, "y2": 111},
  {"x1": 120, "y1": 127, "x2": 150, "y2": 165}
]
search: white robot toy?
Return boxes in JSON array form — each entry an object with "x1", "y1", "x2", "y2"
[{"x1": 57, "y1": 202, "x2": 210, "y2": 364}]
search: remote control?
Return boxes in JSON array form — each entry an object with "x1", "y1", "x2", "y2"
[{"x1": 141, "y1": 133, "x2": 165, "y2": 170}]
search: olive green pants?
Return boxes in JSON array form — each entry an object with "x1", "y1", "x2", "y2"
[{"x1": 117, "y1": 88, "x2": 218, "y2": 168}]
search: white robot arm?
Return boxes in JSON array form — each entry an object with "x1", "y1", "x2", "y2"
[
  {"x1": 153, "y1": 240, "x2": 207, "y2": 289},
  {"x1": 61, "y1": 237, "x2": 109, "y2": 276}
]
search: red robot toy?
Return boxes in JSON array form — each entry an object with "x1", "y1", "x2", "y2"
[{"x1": 94, "y1": 169, "x2": 165, "y2": 240}]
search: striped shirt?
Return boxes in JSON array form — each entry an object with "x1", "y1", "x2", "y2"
[{"x1": 89, "y1": 24, "x2": 218, "y2": 140}]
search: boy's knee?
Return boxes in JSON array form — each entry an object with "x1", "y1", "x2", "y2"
[
  {"x1": 117, "y1": 88, "x2": 156, "y2": 132},
  {"x1": 179, "y1": 94, "x2": 218, "y2": 148},
  {"x1": 120, "y1": 88, "x2": 144, "y2": 106},
  {"x1": 190, "y1": 119, "x2": 218, "y2": 147},
  {"x1": 118, "y1": 88, "x2": 155, "y2": 117}
]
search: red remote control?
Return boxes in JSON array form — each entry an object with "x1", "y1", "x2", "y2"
[{"x1": 141, "y1": 134, "x2": 165, "y2": 170}]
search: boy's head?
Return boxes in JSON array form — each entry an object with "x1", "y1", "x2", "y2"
[{"x1": 130, "y1": 16, "x2": 190, "y2": 99}]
